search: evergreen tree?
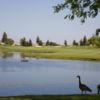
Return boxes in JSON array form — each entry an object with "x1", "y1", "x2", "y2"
[
  {"x1": 23, "y1": 37, "x2": 26, "y2": 46},
  {"x1": 83, "y1": 36, "x2": 88, "y2": 45},
  {"x1": 73, "y1": 40, "x2": 78, "y2": 46},
  {"x1": 36, "y1": 36, "x2": 43, "y2": 46},
  {"x1": 64, "y1": 40, "x2": 67, "y2": 46},
  {"x1": 20, "y1": 38, "x2": 33, "y2": 46},
  {"x1": 36, "y1": 36, "x2": 40, "y2": 44},
  {"x1": 80, "y1": 39, "x2": 83, "y2": 46},
  {"x1": 1, "y1": 32, "x2": 7, "y2": 43},
  {"x1": 20, "y1": 37, "x2": 26, "y2": 46},
  {"x1": 29, "y1": 39, "x2": 32, "y2": 46},
  {"x1": 46, "y1": 40, "x2": 50, "y2": 46}
]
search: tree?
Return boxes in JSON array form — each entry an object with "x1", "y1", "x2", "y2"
[
  {"x1": 20, "y1": 37, "x2": 33, "y2": 46},
  {"x1": 96, "y1": 28, "x2": 100, "y2": 36},
  {"x1": 5, "y1": 38, "x2": 14, "y2": 45},
  {"x1": 20, "y1": 37, "x2": 26, "y2": 46},
  {"x1": 29, "y1": 39, "x2": 32, "y2": 46},
  {"x1": 36, "y1": 36, "x2": 43, "y2": 46},
  {"x1": 1, "y1": 32, "x2": 14, "y2": 45},
  {"x1": 1, "y1": 32, "x2": 7, "y2": 43},
  {"x1": 83, "y1": 36, "x2": 88, "y2": 45},
  {"x1": 46, "y1": 40, "x2": 50, "y2": 46},
  {"x1": 45, "y1": 40, "x2": 59, "y2": 46},
  {"x1": 80, "y1": 39, "x2": 84, "y2": 46},
  {"x1": 64, "y1": 40, "x2": 67, "y2": 46},
  {"x1": 88, "y1": 35, "x2": 100, "y2": 46},
  {"x1": 38, "y1": 40, "x2": 43, "y2": 46},
  {"x1": 36, "y1": 36, "x2": 40, "y2": 44},
  {"x1": 73, "y1": 40, "x2": 78, "y2": 46},
  {"x1": 53, "y1": 0, "x2": 100, "y2": 23}
]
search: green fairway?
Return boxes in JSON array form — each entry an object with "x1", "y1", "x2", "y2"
[
  {"x1": 0, "y1": 95, "x2": 100, "y2": 100},
  {"x1": 0, "y1": 45, "x2": 100, "y2": 60}
]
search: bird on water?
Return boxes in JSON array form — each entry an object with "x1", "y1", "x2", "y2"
[{"x1": 76, "y1": 75, "x2": 92, "y2": 94}]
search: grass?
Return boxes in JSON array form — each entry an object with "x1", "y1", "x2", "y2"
[
  {"x1": 0, "y1": 45, "x2": 100, "y2": 60},
  {"x1": 0, "y1": 95, "x2": 100, "y2": 100}
]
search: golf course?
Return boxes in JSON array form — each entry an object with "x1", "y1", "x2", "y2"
[
  {"x1": 0, "y1": 45, "x2": 100, "y2": 61},
  {"x1": 0, "y1": 0, "x2": 100, "y2": 99}
]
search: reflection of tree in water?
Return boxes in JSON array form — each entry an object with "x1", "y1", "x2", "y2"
[
  {"x1": 0, "y1": 52, "x2": 14, "y2": 58},
  {"x1": 0, "y1": 53, "x2": 13, "y2": 72},
  {"x1": 20, "y1": 53, "x2": 26, "y2": 59},
  {"x1": 20, "y1": 53, "x2": 32, "y2": 59}
]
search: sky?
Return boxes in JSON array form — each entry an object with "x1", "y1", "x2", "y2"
[{"x1": 0, "y1": 0, "x2": 100, "y2": 44}]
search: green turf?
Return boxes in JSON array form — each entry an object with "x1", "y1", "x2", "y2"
[
  {"x1": 0, "y1": 45, "x2": 100, "y2": 60},
  {"x1": 0, "y1": 95, "x2": 100, "y2": 100}
]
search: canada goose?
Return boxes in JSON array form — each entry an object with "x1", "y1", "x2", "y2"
[
  {"x1": 97, "y1": 84, "x2": 100, "y2": 94},
  {"x1": 77, "y1": 75, "x2": 92, "y2": 94}
]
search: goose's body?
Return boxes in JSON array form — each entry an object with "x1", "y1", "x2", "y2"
[
  {"x1": 97, "y1": 84, "x2": 100, "y2": 94},
  {"x1": 77, "y1": 75, "x2": 92, "y2": 94}
]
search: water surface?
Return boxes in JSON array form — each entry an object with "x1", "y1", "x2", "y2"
[{"x1": 0, "y1": 52, "x2": 100, "y2": 96}]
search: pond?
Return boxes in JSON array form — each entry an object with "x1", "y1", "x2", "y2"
[{"x1": 0, "y1": 52, "x2": 100, "y2": 96}]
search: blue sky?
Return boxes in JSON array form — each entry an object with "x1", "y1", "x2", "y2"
[{"x1": 0, "y1": 0, "x2": 100, "y2": 44}]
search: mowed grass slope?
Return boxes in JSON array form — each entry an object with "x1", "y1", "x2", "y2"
[
  {"x1": 0, "y1": 95, "x2": 100, "y2": 100},
  {"x1": 0, "y1": 46, "x2": 100, "y2": 60}
]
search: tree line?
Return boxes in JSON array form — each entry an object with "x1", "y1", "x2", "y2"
[
  {"x1": 0, "y1": 32, "x2": 60, "y2": 46},
  {"x1": 73, "y1": 28, "x2": 100, "y2": 46},
  {"x1": 0, "y1": 28, "x2": 100, "y2": 47}
]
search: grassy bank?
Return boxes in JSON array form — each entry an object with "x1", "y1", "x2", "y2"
[
  {"x1": 0, "y1": 45, "x2": 100, "y2": 60},
  {"x1": 0, "y1": 95, "x2": 100, "y2": 100}
]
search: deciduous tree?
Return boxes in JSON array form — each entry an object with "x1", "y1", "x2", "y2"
[{"x1": 54, "y1": 0, "x2": 100, "y2": 23}]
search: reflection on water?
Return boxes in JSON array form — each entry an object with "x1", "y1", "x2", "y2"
[
  {"x1": 0, "y1": 52, "x2": 14, "y2": 59},
  {"x1": 0, "y1": 52, "x2": 100, "y2": 96}
]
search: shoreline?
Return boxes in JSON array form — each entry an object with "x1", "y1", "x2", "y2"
[
  {"x1": 0, "y1": 46, "x2": 100, "y2": 61},
  {"x1": 0, "y1": 94, "x2": 100, "y2": 100},
  {"x1": 0, "y1": 51, "x2": 100, "y2": 61}
]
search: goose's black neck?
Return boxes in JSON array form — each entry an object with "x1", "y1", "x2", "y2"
[{"x1": 78, "y1": 77, "x2": 81, "y2": 85}]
